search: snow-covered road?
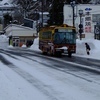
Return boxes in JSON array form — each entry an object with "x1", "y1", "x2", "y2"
[{"x1": 0, "y1": 51, "x2": 100, "y2": 100}]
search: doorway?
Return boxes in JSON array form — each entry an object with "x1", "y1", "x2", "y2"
[{"x1": 13, "y1": 37, "x2": 20, "y2": 47}]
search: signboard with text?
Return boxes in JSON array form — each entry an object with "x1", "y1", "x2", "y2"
[{"x1": 85, "y1": 15, "x2": 91, "y2": 33}]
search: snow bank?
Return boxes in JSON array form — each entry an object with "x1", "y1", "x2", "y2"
[
  {"x1": 29, "y1": 37, "x2": 41, "y2": 51},
  {"x1": 0, "y1": 35, "x2": 9, "y2": 48},
  {"x1": 76, "y1": 39, "x2": 100, "y2": 59},
  {"x1": 22, "y1": 44, "x2": 26, "y2": 47},
  {"x1": 0, "y1": 33, "x2": 100, "y2": 60}
]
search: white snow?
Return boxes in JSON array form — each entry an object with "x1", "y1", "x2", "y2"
[
  {"x1": 56, "y1": 46, "x2": 68, "y2": 50},
  {"x1": 75, "y1": 39, "x2": 100, "y2": 60},
  {"x1": 29, "y1": 37, "x2": 100, "y2": 60},
  {"x1": 0, "y1": 0, "x2": 14, "y2": 7},
  {"x1": 0, "y1": 35, "x2": 8, "y2": 48},
  {"x1": 0, "y1": 34, "x2": 100, "y2": 100}
]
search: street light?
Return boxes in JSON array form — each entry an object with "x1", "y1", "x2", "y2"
[
  {"x1": 70, "y1": 0, "x2": 76, "y2": 27},
  {"x1": 79, "y1": 9, "x2": 83, "y2": 40},
  {"x1": 79, "y1": 9, "x2": 83, "y2": 18}
]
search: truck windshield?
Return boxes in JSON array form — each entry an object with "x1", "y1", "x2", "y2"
[{"x1": 54, "y1": 32, "x2": 76, "y2": 44}]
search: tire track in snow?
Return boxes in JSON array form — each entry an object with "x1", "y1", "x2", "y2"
[{"x1": 0, "y1": 53, "x2": 64, "y2": 100}]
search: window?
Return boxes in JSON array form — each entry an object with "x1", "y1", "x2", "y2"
[
  {"x1": 54, "y1": 31, "x2": 76, "y2": 44},
  {"x1": 20, "y1": 39, "x2": 25, "y2": 42},
  {"x1": 42, "y1": 31, "x2": 52, "y2": 39},
  {"x1": 92, "y1": 14, "x2": 100, "y2": 22}
]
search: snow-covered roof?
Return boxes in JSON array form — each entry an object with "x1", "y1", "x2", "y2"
[
  {"x1": 0, "y1": 0, "x2": 9, "y2": 4},
  {"x1": 4, "y1": 24, "x2": 36, "y2": 31},
  {"x1": 0, "y1": 0, "x2": 14, "y2": 7}
]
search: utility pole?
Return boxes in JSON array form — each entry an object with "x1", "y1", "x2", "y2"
[
  {"x1": 79, "y1": 9, "x2": 83, "y2": 40},
  {"x1": 41, "y1": 0, "x2": 43, "y2": 28},
  {"x1": 70, "y1": 0, "x2": 76, "y2": 27}
]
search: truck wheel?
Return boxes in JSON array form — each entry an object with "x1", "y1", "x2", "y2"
[
  {"x1": 42, "y1": 47, "x2": 47, "y2": 55},
  {"x1": 50, "y1": 50, "x2": 54, "y2": 56},
  {"x1": 68, "y1": 52, "x2": 72, "y2": 57},
  {"x1": 58, "y1": 52, "x2": 62, "y2": 57},
  {"x1": 55, "y1": 52, "x2": 62, "y2": 57}
]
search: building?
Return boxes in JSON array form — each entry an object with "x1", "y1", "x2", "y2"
[
  {"x1": 4, "y1": 24, "x2": 37, "y2": 47},
  {"x1": 0, "y1": 0, "x2": 18, "y2": 29},
  {"x1": 63, "y1": 4, "x2": 100, "y2": 39},
  {"x1": 25, "y1": 12, "x2": 49, "y2": 34},
  {"x1": 39, "y1": 12, "x2": 49, "y2": 27},
  {"x1": 23, "y1": 18, "x2": 35, "y2": 29},
  {"x1": 0, "y1": 1, "x2": 16, "y2": 16},
  {"x1": 0, "y1": 24, "x2": 3, "y2": 34},
  {"x1": 0, "y1": 0, "x2": 2, "y2": 4}
]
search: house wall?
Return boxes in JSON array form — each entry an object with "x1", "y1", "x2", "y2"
[
  {"x1": 12, "y1": 36, "x2": 34, "y2": 47},
  {"x1": 5, "y1": 25, "x2": 37, "y2": 37},
  {"x1": 12, "y1": 30, "x2": 35, "y2": 36},
  {"x1": 0, "y1": 24, "x2": 3, "y2": 34},
  {"x1": 63, "y1": 4, "x2": 100, "y2": 39},
  {"x1": 5, "y1": 24, "x2": 37, "y2": 47}
]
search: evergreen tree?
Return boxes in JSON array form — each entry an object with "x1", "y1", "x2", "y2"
[
  {"x1": 90, "y1": 0, "x2": 100, "y2": 4},
  {"x1": 0, "y1": 18, "x2": 2, "y2": 24},
  {"x1": 65, "y1": 0, "x2": 91, "y2": 4},
  {"x1": 3, "y1": 13, "x2": 12, "y2": 28},
  {"x1": 47, "y1": 0, "x2": 64, "y2": 26},
  {"x1": 47, "y1": 0, "x2": 91, "y2": 26},
  {"x1": 77, "y1": 0, "x2": 91, "y2": 3}
]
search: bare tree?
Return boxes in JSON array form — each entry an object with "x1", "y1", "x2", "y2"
[
  {"x1": 15, "y1": 0, "x2": 40, "y2": 18},
  {"x1": 89, "y1": 0, "x2": 100, "y2": 4}
]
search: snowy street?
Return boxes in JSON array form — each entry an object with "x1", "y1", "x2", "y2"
[
  {"x1": 0, "y1": 0, "x2": 100, "y2": 99},
  {"x1": 0, "y1": 48, "x2": 100, "y2": 100}
]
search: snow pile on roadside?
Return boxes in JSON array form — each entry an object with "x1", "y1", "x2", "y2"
[
  {"x1": 22, "y1": 44, "x2": 26, "y2": 47},
  {"x1": 30, "y1": 37, "x2": 41, "y2": 51},
  {"x1": 76, "y1": 39, "x2": 100, "y2": 59},
  {"x1": 90, "y1": 39, "x2": 100, "y2": 58},
  {"x1": 8, "y1": 45, "x2": 13, "y2": 48},
  {"x1": 0, "y1": 35, "x2": 8, "y2": 42},
  {"x1": 29, "y1": 37, "x2": 100, "y2": 59},
  {"x1": 0, "y1": 35, "x2": 8, "y2": 48}
]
